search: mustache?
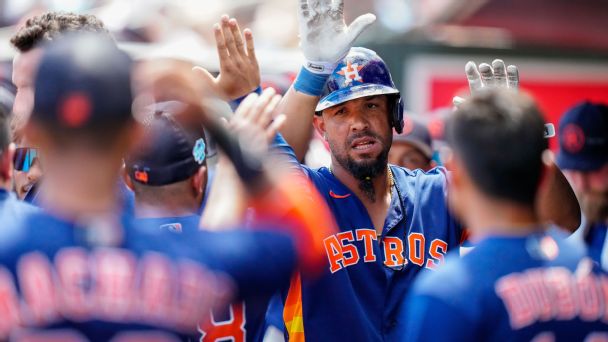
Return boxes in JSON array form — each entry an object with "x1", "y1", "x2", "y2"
[{"x1": 346, "y1": 131, "x2": 383, "y2": 146}]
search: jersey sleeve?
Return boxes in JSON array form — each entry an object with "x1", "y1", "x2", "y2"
[
  {"x1": 399, "y1": 294, "x2": 477, "y2": 342},
  {"x1": 270, "y1": 133, "x2": 308, "y2": 175}
]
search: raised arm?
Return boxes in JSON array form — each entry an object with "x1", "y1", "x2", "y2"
[
  {"x1": 278, "y1": 0, "x2": 376, "y2": 161},
  {"x1": 455, "y1": 59, "x2": 581, "y2": 232}
]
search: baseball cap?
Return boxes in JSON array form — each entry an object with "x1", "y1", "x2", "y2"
[
  {"x1": 556, "y1": 101, "x2": 608, "y2": 171},
  {"x1": 125, "y1": 104, "x2": 207, "y2": 186},
  {"x1": 393, "y1": 117, "x2": 433, "y2": 159},
  {"x1": 32, "y1": 32, "x2": 133, "y2": 129}
]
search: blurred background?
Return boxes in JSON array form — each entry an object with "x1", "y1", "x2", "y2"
[{"x1": 1, "y1": 0, "x2": 608, "y2": 150}]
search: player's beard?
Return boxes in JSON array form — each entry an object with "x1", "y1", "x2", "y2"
[
  {"x1": 331, "y1": 131, "x2": 391, "y2": 203},
  {"x1": 579, "y1": 190, "x2": 608, "y2": 224}
]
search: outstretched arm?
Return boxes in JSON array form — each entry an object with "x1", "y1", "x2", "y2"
[
  {"x1": 455, "y1": 60, "x2": 581, "y2": 232},
  {"x1": 278, "y1": 0, "x2": 375, "y2": 161}
]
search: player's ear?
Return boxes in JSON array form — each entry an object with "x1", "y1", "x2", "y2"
[
  {"x1": 192, "y1": 165, "x2": 207, "y2": 196},
  {"x1": 122, "y1": 165, "x2": 135, "y2": 191},
  {"x1": 313, "y1": 115, "x2": 326, "y2": 140}
]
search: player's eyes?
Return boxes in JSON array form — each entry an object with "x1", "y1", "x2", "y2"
[
  {"x1": 333, "y1": 108, "x2": 346, "y2": 116},
  {"x1": 366, "y1": 102, "x2": 379, "y2": 109}
]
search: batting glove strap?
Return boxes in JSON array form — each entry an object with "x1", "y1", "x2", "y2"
[{"x1": 294, "y1": 66, "x2": 330, "y2": 97}]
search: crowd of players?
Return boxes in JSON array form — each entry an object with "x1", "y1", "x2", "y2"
[{"x1": 0, "y1": 0, "x2": 607, "y2": 341}]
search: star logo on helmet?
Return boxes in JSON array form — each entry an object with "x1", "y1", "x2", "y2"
[{"x1": 337, "y1": 61, "x2": 363, "y2": 85}]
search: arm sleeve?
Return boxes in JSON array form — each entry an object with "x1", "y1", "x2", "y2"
[{"x1": 400, "y1": 294, "x2": 478, "y2": 342}]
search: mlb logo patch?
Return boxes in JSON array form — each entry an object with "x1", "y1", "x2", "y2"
[{"x1": 160, "y1": 222, "x2": 182, "y2": 233}]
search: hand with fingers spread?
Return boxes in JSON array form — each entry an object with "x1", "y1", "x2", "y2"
[
  {"x1": 193, "y1": 15, "x2": 260, "y2": 101},
  {"x1": 452, "y1": 59, "x2": 519, "y2": 107},
  {"x1": 298, "y1": 0, "x2": 376, "y2": 74},
  {"x1": 229, "y1": 88, "x2": 286, "y2": 155}
]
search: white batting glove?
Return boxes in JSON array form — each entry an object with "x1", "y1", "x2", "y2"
[
  {"x1": 453, "y1": 59, "x2": 555, "y2": 138},
  {"x1": 453, "y1": 59, "x2": 519, "y2": 107},
  {"x1": 298, "y1": 0, "x2": 376, "y2": 74}
]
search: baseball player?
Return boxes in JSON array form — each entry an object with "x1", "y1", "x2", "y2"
[
  {"x1": 9, "y1": 12, "x2": 110, "y2": 202},
  {"x1": 0, "y1": 32, "x2": 335, "y2": 340},
  {"x1": 123, "y1": 92, "x2": 286, "y2": 341},
  {"x1": 556, "y1": 102, "x2": 608, "y2": 268},
  {"x1": 399, "y1": 89, "x2": 608, "y2": 341},
  {"x1": 263, "y1": 1, "x2": 581, "y2": 340}
]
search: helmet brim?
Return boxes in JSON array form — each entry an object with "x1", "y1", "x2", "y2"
[{"x1": 315, "y1": 84, "x2": 400, "y2": 112}]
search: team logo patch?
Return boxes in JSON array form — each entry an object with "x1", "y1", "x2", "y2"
[
  {"x1": 337, "y1": 61, "x2": 363, "y2": 86},
  {"x1": 193, "y1": 138, "x2": 206, "y2": 164},
  {"x1": 134, "y1": 169, "x2": 149, "y2": 183},
  {"x1": 160, "y1": 222, "x2": 182, "y2": 233},
  {"x1": 60, "y1": 92, "x2": 91, "y2": 128},
  {"x1": 562, "y1": 124, "x2": 585, "y2": 153}
]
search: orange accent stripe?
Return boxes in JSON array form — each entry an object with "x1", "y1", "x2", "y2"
[
  {"x1": 329, "y1": 190, "x2": 351, "y2": 199},
  {"x1": 284, "y1": 272, "x2": 304, "y2": 342}
]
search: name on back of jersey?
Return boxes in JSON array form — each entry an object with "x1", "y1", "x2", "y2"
[
  {"x1": 496, "y1": 266, "x2": 608, "y2": 329},
  {"x1": 0, "y1": 247, "x2": 233, "y2": 338}
]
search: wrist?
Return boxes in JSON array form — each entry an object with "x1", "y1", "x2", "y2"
[
  {"x1": 229, "y1": 86, "x2": 262, "y2": 111},
  {"x1": 303, "y1": 60, "x2": 338, "y2": 75},
  {"x1": 293, "y1": 66, "x2": 329, "y2": 97}
]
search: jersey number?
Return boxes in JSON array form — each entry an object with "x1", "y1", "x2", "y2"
[{"x1": 199, "y1": 302, "x2": 246, "y2": 342}]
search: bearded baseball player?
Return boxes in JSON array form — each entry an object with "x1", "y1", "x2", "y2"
[{"x1": 262, "y1": 0, "x2": 581, "y2": 340}]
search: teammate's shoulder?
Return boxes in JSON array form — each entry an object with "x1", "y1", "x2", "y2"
[{"x1": 412, "y1": 252, "x2": 471, "y2": 297}]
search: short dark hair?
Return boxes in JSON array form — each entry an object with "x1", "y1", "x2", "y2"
[
  {"x1": 10, "y1": 12, "x2": 108, "y2": 52},
  {"x1": 446, "y1": 89, "x2": 547, "y2": 206}
]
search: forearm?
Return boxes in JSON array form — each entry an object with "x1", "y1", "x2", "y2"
[
  {"x1": 277, "y1": 86, "x2": 319, "y2": 161},
  {"x1": 536, "y1": 164, "x2": 581, "y2": 233},
  {"x1": 200, "y1": 158, "x2": 248, "y2": 230}
]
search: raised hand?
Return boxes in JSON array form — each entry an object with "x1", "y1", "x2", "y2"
[
  {"x1": 453, "y1": 59, "x2": 519, "y2": 107},
  {"x1": 298, "y1": 0, "x2": 376, "y2": 72},
  {"x1": 229, "y1": 88, "x2": 285, "y2": 154},
  {"x1": 193, "y1": 15, "x2": 260, "y2": 100}
]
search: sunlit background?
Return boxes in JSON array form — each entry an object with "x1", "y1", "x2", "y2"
[{"x1": 2, "y1": 0, "x2": 608, "y2": 150}]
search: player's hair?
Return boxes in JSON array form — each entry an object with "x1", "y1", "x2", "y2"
[
  {"x1": 10, "y1": 12, "x2": 109, "y2": 52},
  {"x1": 446, "y1": 89, "x2": 547, "y2": 206}
]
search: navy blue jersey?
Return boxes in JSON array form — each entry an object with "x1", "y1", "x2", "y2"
[
  {"x1": 400, "y1": 230, "x2": 608, "y2": 341},
  {"x1": 271, "y1": 134, "x2": 463, "y2": 341},
  {"x1": 586, "y1": 222, "x2": 608, "y2": 270},
  {"x1": 0, "y1": 210, "x2": 296, "y2": 341},
  {"x1": 135, "y1": 215, "x2": 276, "y2": 342}
]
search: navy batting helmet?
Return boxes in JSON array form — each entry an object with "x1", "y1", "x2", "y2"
[{"x1": 315, "y1": 47, "x2": 404, "y2": 133}]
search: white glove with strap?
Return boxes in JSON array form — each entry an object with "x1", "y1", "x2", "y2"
[
  {"x1": 453, "y1": 59, "x2": 554, "y2": 138},
  {"x1": 298, "y1": 0, "x2": 376, "y2": 74}
]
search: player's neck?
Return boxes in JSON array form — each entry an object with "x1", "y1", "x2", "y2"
[
  {"x1": 38, "y1": 178, "x2": 121, "y2": 222},
  {"x1": 466, "y1": 197, "x2": 541, "y2": 240},
  {"x1": 134, "y1": 199, "x2": 199, "y2": 219}
]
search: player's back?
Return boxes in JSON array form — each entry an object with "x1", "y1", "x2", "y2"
[
  {"x1": 134, "y1": 215, "x2": 286, "y2": 342},
  {"x1": 0, "y1": 210, "x2": 296, "y2": 341},
  {"x1": 400, "y1": 230, "x2": 608, "y2": 342}
]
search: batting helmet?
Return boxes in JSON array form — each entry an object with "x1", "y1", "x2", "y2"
[{"x1": 315, "y1": 47, "x2": 404, "y2": 133}]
